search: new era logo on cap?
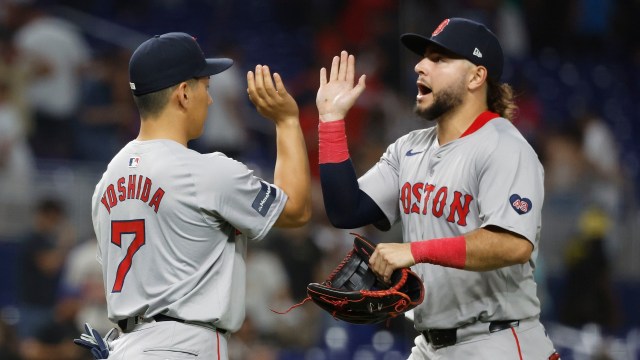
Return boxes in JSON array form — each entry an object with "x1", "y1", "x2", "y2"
[{"x1": 400, "y1": 18, "x2": 504, "y2": 80}]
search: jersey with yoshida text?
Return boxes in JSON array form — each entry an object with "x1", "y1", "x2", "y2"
[
  {"x1": 358, "y1": 113, "x2": 544, "y2": 330},
  {"x1": 91, "y1": 139, "x2": 287, "y2": 333}
]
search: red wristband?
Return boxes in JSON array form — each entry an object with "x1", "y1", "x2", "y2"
[
  {"x1": 318, "y1": 120, "x2": 350, "y2": 164},
  {"x1": 410, "y1": 236, "x2": 466, "y2": 269}
]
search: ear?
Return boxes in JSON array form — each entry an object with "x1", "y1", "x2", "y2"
[
  {"x1": 176, "y1": 81, "x2": 190, "y2": 109},
  {"x1": 468, "y1": 65, "x2": 488, "y2": 91}
]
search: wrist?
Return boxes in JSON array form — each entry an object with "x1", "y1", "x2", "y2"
[
  {"x1": 318, "y1": 120, "x2": 349, "y2": 164},
  {"x1": 319, "y1": 113, "x2": 346, "y2": 122},
  {"x1": 274, "y1": 115, "x2": 300, "y2": 127},
  {"x1": 410, "y1": 236, "x2": 466, "y2": 269}
]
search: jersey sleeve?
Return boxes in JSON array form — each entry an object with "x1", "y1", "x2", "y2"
[
  {"x1": 358, "y1": 141, "x2": 402, "y2": 226},
  {"x1": 477, "y1": 137, "x2": 544, "y2": 246},
  {"x1": 91, "y1": 180, "x2": 104, "y2": 265},
  {"x1": 196, "y1": 154, "x2": 287, "y2": 241}
]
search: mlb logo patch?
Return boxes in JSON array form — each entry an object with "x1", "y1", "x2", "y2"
[{"x1": 128, "y1": 156, "x2": 141, "y2": 168}]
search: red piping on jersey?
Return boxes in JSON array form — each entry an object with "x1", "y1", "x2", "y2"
[
  {"x1": 460, "y1": 111, "x2": 500, "y2": 138},
  {"x1": 510, "y1": 327, "x2": 524, "y2": 360},
  {"x1": 216, "y1": 331, "x2": 221, "y2": 360}
]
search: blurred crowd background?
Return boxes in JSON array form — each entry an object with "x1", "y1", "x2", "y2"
[{"x1": 0, "y1": 0, "x2": 639, "y2": 359}]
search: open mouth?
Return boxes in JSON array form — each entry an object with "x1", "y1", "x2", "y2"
[{"x1": 417, "y1": 83, "x2": 432, "y2": 96}]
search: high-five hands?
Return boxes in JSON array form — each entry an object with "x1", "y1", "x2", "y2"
[
  {"x1": 317, "y1": 51, "x2": 366, "y2": 122},
  {"x1": 247, "y1": 65, "x2": 299, "y2": 124}
]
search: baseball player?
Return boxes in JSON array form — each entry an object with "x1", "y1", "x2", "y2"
[
  {"x1": 86, "y1": 32, "x2": 311, "y2": 359},
  {"x1": 316, "y1": 18, "x2": 560, "y2": 359}
]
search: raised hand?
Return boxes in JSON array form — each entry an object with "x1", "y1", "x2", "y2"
[
  {"x1": 316, "y1": 51, "x2": 366, "y2": 122},
  {"x1": 247, "y1": 65, "x2": 299, "y2": 124}
]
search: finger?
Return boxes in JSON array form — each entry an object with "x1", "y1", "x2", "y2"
[
  {"x1": 384, "y1": 266, "x2": 393, "y2": 283},
  {"x1": 246, "y1": 70, "x2": 256, "y2": 95},
  {"x1": 369, "y1": 248, "x2": 379, "y2": 268},
  {"x1": 254, "y1": 65, "x2": 265, "y2": 97},
  {"x1": 261, "y1": 65, "x2": 277, "y2": 96},
  {"x1": 373, "y1": 257, "x2": 386, "y2": 279},
  {"x1": 329, "y1": 55, "x2": 339, "y2": 81},
  {"x1": 319, "y1": 67, "x2": 327, "y2": 86},
  {"x1": 374, "y1": 252, "x2": 387, "y2": 282},
  {"x1": 337, "y1": 51, "x2": 348, "y2": 81},
  {"x1": 273, "y1": 73, "x2": 288, "y2": 96},
  {"x1": 246, "y1": 71, "x2": 258, "y2": 105},
  {"x1": 352, "y1": 74, "x2": 367, "y2": 97},
  {"x1": 346, "y1": 54, "x2": 355, "y2": 85}
]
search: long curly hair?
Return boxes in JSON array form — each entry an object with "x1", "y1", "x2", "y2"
[{"x1": 487, "y1": 79, "x2": 518, "y2": 121}]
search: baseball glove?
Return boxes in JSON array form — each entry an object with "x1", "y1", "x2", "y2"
[{"x1": 307, "y1": 233, "x2": 424, "y2": 324}]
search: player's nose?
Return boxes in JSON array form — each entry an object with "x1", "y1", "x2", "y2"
[{"x1": 414, "y1": 58, "x2": 429, "y2": 76}]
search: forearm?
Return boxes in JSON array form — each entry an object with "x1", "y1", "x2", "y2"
[
  {"x1": 318, "y1": 120, "x2": 385, "y2": 228},
  {"x1": 273, "y1": 117, "x2": 312, "y2": 227},
  {"x1": 411, "y1": 227, "x2": 533, "y2": 271},
  {"x1": 463, "y1": 227, "x2": 533, "y2": 270}
]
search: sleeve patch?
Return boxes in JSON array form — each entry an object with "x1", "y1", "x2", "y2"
[
  {"x1": 252, "y1": 182, "x2": 277, "y2": 217},
  {"x1": 509, "y1": 194, "x2": 532, "y2": 215}
]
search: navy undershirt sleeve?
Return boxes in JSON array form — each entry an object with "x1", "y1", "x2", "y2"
[{"x1": 320, "y1": 160, "x2": 390, "y2": 230}]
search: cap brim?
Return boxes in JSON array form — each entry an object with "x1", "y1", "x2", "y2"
[
  {"x1": 400, "y1": 33, "x2": 459, "y2": 58},
  {"x1": 401, "y1": 33, "x2": 431, "y2": 56},
  {"x1": 197, "y1": 58, "x2": 234, "y2": 77}
]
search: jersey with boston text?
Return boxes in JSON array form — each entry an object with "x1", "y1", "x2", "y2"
[
  {"x1": 91, "y1": 139, "x2": 287, "y2": 333},
  {"x1": 359, "y1": 114, "x2": 544, "y2": 330}
]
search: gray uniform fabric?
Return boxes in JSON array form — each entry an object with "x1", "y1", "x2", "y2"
[
  {"x1": 92, "y1": 139, "x2": 286, "y2": 333},
  {"x1": 359, "y1": 116, "x2": 544, "y2": 330}
]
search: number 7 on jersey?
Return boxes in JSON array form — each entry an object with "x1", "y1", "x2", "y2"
[{"x1": 111, "y1": 219, "x2": 146, "y2": 292}]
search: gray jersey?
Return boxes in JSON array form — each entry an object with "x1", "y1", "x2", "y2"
[
  {"x1": 359, "y1": 115, "x2": 543, "y2": 330},
  {"x1": 91, "y1": 139, "x2": 286, "y2": 332}
]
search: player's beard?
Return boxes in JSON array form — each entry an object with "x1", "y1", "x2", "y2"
[{"x1": 414, "y1": 77, "x2": 465, "y2": 122}]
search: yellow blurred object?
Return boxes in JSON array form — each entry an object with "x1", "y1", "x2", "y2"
[
  {"x1": 578, "y1": 207, "x2": 611, "y2": 238},
  {"x1": 564, "y1": 207, "x2": 612, "y2": 266}
]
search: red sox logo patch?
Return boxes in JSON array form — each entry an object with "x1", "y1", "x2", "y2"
[
  {"x1": 509, "y1": 194, "x2": 532, "y2": 215},
  {"x1": 432, "y1": 19, "x2": 450, "y2": 36}
]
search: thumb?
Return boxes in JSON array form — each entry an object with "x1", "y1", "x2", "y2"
[{"x1": 352, "y1": 74, "x2": 367, "y2": 97}]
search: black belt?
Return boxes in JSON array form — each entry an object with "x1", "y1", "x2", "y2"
[
  {"x1": 153, "y1": 313, "x2": 184, "y2": 324},
  {"x1": 422, "y1": 320, "x2": 520, "y2": 349},
  {"x1": 117, "y1": 314, "x2": 227, "y2": 334},
  {"x1": 117, "y1": 314, "x2": 182, "y2": 331}
]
